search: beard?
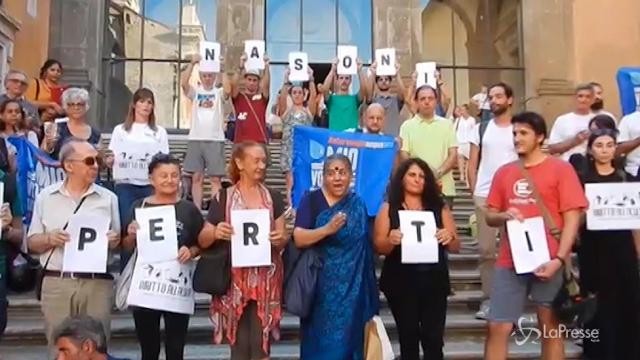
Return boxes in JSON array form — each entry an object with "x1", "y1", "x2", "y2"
[
  {"x1": 591, "y1": 99, "x2": 604, "y2": 111},
  {"x1": 491, "y1": 104, "x2": 508, "y2": 116}
]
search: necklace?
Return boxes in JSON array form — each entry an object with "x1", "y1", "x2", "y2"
[{"x1": 402, "y1": 201, "x2": 423, "y2": 211}]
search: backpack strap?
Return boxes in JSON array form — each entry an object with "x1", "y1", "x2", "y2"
[{"x1": 476, "y1": 120, "x2": 490, "y2": 169}]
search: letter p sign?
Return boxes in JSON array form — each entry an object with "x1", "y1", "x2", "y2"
[{"x1": 78, "y1": 228, "x2": 97, "y2": 250}]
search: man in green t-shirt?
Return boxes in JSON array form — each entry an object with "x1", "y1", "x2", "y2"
[
  {"x1": 321, "y1": 57, "x2": 368, "y2": 131},
  {"x1": 0, "y1": 168, "x2": 24, "y2": 339}
]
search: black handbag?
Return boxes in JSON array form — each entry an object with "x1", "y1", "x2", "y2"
[
  {"x1": 6, "y1": 244, "x2": 39, "y2": 292},
  {"x1": 193, "y1": 187, "x2": 231, "y2": 296}
]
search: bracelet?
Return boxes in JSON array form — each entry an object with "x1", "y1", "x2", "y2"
[{"x1": 553, "y1": 256, "x2": 566, "y2": 267}]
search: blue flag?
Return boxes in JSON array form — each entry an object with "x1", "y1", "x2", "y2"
[
  {"x1": 292, "y1": 126, "x2": 397, "y2": 216},
  {"x1": 8, "y1": 137, "x2": 64, "y2": 226},
  {"x1": 617, "y1": 67, "x2": 640, "y2": 116}
]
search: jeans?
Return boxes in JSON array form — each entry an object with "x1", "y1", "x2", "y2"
[
  {"x1": 115, "y1": 183, "x2": 153, "y2": 270},
  {"x1": 0, "y1": 271, "x2": 7, "y2": 340},
  {"x1": 132, "y1": 307, "x2": 190, "y2": 360}
]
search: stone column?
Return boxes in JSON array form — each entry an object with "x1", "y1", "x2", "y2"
[
  {"x1": 374, "y1": 0, "x2": 423, "y2": 74},
  {"x1": 48, "y1": 0, "x2": 107, "y2": 129},
  {"x1": 521, "y1": 0, "x2": 576, "y2": 123},
  {"x1": 216, "y1": 0, "x2": 265, "y2": 71}
]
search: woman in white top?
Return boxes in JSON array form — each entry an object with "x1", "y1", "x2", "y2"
[
  {"x1": 454, "y1": 104, "x2": 477, "y2": 185},
  {"x1": 0, "y1": 99, "x2": 40, "y2": 165},
  {"x1": 107, "y1": 88, "x2": 169, "y2": 270}
]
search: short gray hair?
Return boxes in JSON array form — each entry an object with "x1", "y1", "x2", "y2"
[
  {"x1": 52, "y1": 316, "x2": 108, "y2": 354},
  {"x1": 59, "y1": 138, "x2": 90, "y2": 169},
  {"x1": 62, "y1": 87, "x2": 91, "y2": 111},
  {"x1": 4, "y1": 69, "x2": 27, "y2": 85}
]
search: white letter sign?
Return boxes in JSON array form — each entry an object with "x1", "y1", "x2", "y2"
[
  {"x1": 288, "y1": 52, "x2": 309, "y2": 82},
  {"x1": 399, "y1": 210, "x2": 439, "y2": 264},
  {"x1": 415, "y1": 62, "x2": 437, "y2": 88},
  {"x1": 231, "y1": 209, "x2": 271, "y2": 268},
  {"x1": 586, "y1": 182, "x2": 640, "y2": 230},
  {"x1": 337, "y1": 45, "x2": 358, "y2": 75},
  {"x1": 506, "y1": 216, "x2": 550, "y2": 274},
  {"x1": 136, "y1": 206, "x2": 179, "y2": 264},
  {"x1": 244, "y1": 40, "x2": 265, "y2": 70},
  {"x1": 375, "y1": 48, "x2": 396, "y2": 76},
  {"x1": 127, "y1": 259, "x2": 196, "y2": 315},
  {"x1": 63, "y1": 214, "x2": 110, "y2": 273},
  {"x1": 199, "y1": 41, "x2": 221, "y2": 73}
]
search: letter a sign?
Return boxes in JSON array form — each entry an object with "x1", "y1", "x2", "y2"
[
  {"x1": 244, "y1": 40, "x2": 265, "y2": 70},
  {"x1": 231, "y1": 209, "x2": 271, "y2": 267},
  {"x1": 399, "y1": 210, "x2": 439, "y2": 264}
]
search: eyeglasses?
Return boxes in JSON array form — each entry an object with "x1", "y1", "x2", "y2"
[
  {"x1": 67, "y1": 102, "x2": 86, "y2": 108},
  {"x1": 68, "y1": 155, "x2": 102, "y2": 167}
]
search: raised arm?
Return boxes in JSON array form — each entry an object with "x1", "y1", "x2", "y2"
[
  {"x1": 367, "y1": 61, "x2": 378, "y2": 102},
  {"x1": 395, "y1": 64, "x2": 406, "y2": 102},
  {"x1": 228, "y1": 54, "x2": 247, "y2": 99},
  {"x1": 322, "y1": 58, "x2": 338, "y2": 98},
  {"x1": 277, "y1": 68, "x2": 291, "y2": 117},
  {"x1": 357, "y1": 59, "x2": 368, "y2": 102},
  {"x1": 436, "y1": 71, "x2": 451, "y2": 114},
  {"x1": 260, "y1": 55, "x2": 271, "y2": 100},
  {"x1": 181, "y1": 54, "x2": 199, "y2": 94},
  {"x1": 307, "y1": 68, "x2": 318, "y2": 116},
  {"x1": 406, "y1": 71, "x2": 418, "y2": 115}
]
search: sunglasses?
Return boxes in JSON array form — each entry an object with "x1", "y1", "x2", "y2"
[{"x1": 69, "y1": 155, "x2": 102, "y2": 167}]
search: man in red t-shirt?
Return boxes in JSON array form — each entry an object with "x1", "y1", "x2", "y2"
[
  {"x1": 228, "y1": 54, "x2": 270, "y2": 144},
  {"x1": 482, "y1": 112, "x2": 587, "y2": 360}
]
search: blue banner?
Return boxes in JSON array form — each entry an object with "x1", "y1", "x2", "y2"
[
  {"x1": 617, "y1": 67, "x2": 640, "y2": 116},
  {"x1": 292, "y1": 126, "x2": 397, "y2": 216},
  {"x1": 8, "y1": 137, "x2": 64, "y2": 226}
]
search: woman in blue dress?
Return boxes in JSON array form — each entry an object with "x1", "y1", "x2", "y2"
[{"x1": 293, "y1": 154, "x2": 379, "y2": 359}]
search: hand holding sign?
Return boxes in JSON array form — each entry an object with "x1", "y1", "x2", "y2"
[
  {"x1": 399, "y1": 210, "x2": 439, "y2": 264},
  {"x1": 177, "y1": 246, "x2": 193, "y2": 264},
  {"x1": 231, "y1": 209, "x2": 271, "y2": 268},
  {"x1": 388, "y1": 229, "x2": 403, "y2": 246},
  {"x1": 337, "y1": 45, "x2": 358, "y2": 75},
  {"x1": 215, "y1": 221, "x2": 234, "y2": 240},
  {"x1": 244, "y1": 40, "x2": 265, "y2": 70},
  {"x1": 136, "y1": 206, "x2": 179, "y2": 264},
  {"x1": 63, "y1": 214, "x2": 110, "y2": 273},
  {"x1": 506, "y1": 216, "x2": 550, "y2": 274}
]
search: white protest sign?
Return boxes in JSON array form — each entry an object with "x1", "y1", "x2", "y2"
[
  {"x1": 415, "y1": 62, "x2": 437, "y2": 88},
  {"x1": 127, "y1": 259, "x2": 196, "y2": 315},
  {"x1": 288, "y1": 52, "x2": 309, "y2": 82},
  {"x1": 337, "y1": 45, "x2": 358, "y2": 75},
  {"x1": 231, "y1": 209, "x2": 271, "y2": 267},
  {"x1": 586, "y1": 182, "x2": 640, "y2": 230},
  {"x1": 244, "y1": 40, "x2": 265, "y2": 70},
  {"x1": 112, "y1": 142, "x2": 160, "y2": 181},
  {"x1": 62, "y1": 214, "x2": 110, "y2": 273},
  {"x1": 199, "y1": 41, "x2": 221, "y2": 73},
  {"x1": 136, "y1": 206, "x2": 178, "y2": 264},
  {"x1": 375, "y1": 48, "x2": 396, "y2": 76},
  {"x1": 399, "y1": 210, "x2": 439, "y2": 264},
  {"x1": 506, "y1": 216, "x2": 550, "y2": 274}
]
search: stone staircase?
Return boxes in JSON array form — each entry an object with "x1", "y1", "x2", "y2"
[{"x1": 0, "y1": 139, "x2": 582, "y2": 359}]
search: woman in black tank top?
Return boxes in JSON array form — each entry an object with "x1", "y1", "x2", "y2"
[{"x1": 373, "y1": 158, "x2": 460, "y2": 360}]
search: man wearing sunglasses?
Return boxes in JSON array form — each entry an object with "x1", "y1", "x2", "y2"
[
  {"x1": 366, "y1": 61, "x2": 406, "y2": 136},
  {"x1": 27, "y1": 139, "x2": 121, "y2": 351},
  {"x1": 0, "y1": 70, "x2": 40, "y2": 130}
]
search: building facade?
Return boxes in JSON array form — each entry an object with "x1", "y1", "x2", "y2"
[{"x1": 41, "y1": 0, "x2": 640, "y2": 131}]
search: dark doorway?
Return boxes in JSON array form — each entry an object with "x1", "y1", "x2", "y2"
[{"x1": 309, "y1": 63, "x2": 331, "y2": 89}]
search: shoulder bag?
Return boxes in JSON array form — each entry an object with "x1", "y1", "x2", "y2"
[
  {"x1": 517, "y1": 161, "x2": 597, "y2": 326},
  {"x1": 114, "y1": 198, "x2": 148, "y2": 311},
  {"x1": 35, "y1": 195, "x2": 88, "y2": 301},
  {"x1": 193, "y1": 187, "x2": 231, "y2": 296}
]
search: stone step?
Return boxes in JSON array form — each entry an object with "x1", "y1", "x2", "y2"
[
  {"x1": 1, "y1": 308, "x2": 536, "y2": 345},
  {"x1": 0, "y1": 338, "x2": 583, "y2": 360}
]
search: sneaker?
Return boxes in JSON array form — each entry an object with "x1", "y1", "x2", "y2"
[{"x1": 475, "y1": 300, "x2": 490, "y2": 320}]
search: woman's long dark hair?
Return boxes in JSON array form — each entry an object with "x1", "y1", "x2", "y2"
[
  {"x1": 0, "y1": 99, "x2": 27, "y2": 132},
  {"x1": 39, "y1": 59, "x2": 63, "y2": 80},
  {"x1": 124, "y1": 88, "x2": 157, "y2": 132},
  {"x1": 583, "y1": 129, "x2": 621, "y2": 182},
  {"x1": 388, "y1": 158, "x2": 444, "y2": 211}
]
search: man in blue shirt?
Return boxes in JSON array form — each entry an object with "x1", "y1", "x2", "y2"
[{"x1": 53, "y1": 316, "x2": 130, "y2": 360}]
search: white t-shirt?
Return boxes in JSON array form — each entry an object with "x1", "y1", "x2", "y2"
[
  {"x1": 548, "y1": 112, "x2": 594, "y2": 161},
  {"x1": 108, "y1": 123, "x2": 169, "y2": 185},
  {"x1": 454, "y1": 116, "x2": 476, "y2": 144},
  {"x1": 469, "y1": 120, "x2": 518, "y2": 197},
  {"x1": 187, "y1": 86, "x2": 225, "y2": 141},
  {"x1": 618, "y1": 111, "x2": 640, "y2": 176},
  {"x1": 472, "y1": 93, "x2": 490, "y2": 110}
]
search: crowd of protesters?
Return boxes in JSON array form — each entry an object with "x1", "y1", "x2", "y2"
[{"x1": 0, "y1": 48, "x2": 637, "y2": 360}]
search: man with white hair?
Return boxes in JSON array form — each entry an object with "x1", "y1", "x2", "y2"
[
  {"x1": 181, "y1": 54, "x2": 226, "y2": 210},
  {"x1": 0, "y1": 69, "x2": 40, "y2": 129},
  {"x1": 28, "y1": 139, "x2": 120, "y2": 349},
  {"x1": 347, "y1": 103, "x2": 386, "y2": 135}
]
